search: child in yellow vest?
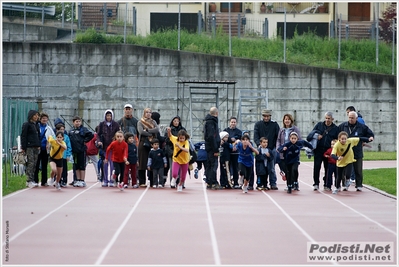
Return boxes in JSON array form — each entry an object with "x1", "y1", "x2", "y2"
[
  {"x1": 331, "y1": 131, "x2": 370, "y2": 194},
  {"x1": 48, "y1": 131, "x2": 67, "y2": 190},
  {"x1": 166, "y1": 128, "x2": 190, "y2": 192}
]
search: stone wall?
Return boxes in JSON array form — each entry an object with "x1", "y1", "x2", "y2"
[{"x1": 2, "y1": 42, "x2": 397, "y2": 150}]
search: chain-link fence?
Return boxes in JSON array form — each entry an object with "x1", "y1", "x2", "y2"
[{"x1": 2, "y1": 99, "x2": 38, "y2": 185}]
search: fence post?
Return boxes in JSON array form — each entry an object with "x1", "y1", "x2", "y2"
[
  {"x1": 78, "y1": 3, "x2": 82, "y2": 30},
  {"x1": 392, "y1": 19, "x2": 395, "y2": 75},
  {"x1": 71, "y1": 3, "x2": 74, "y2": 43},
  {"x1": 237, "y1": 13, "x2": 241, "y2": 38},
  {"x1": 23, "y1": 3, "x2": 26, "y2": 42},
  {"x1": 211, "y1": 13, "x2": 216, "y2": 38},
  {"x1": 264, "y1": 18, "x2": 268, "y2": 38},
  {"x1": 197, "y1": 11, "x2": 202, "y2": 35},
  {"x1": 330, "y1": 20, "x2": 334, "y2": 38},
  {"x1": 103, "y1": 3, "x2": 107, "y2": 31},
  {"x1": 42, "y1": 6, "x2": 45, "y2": 25},
  {"x1": 62, "y1": 3, "x2": 64, "y2": 28},
  {"x1": 338, "y1": 14, "x2": 342, "y2": 69},
  {"x1": 370, "y1": 22, "x2": 375, "y2": 40},
  {"x1": 345, "y1": 24, "x2": 349, "y2": 40},
  {"x1": 124, "y1": 3, "x2": 127, "y2": 43},
  {"x1": 133, "y1": 7, "x2": 136, "y2": 35}
]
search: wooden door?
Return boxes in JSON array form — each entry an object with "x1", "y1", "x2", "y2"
[
  {"x1": 221, "y1": 2, "x2": 242, "y2": 12},
  {"x1": 348, "y1": 3, "x2": 371, "y2": 21}
]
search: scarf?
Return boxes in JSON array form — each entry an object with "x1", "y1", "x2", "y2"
[{"x1": 140, "y1": 118, "x2": 155, "y2": 129}]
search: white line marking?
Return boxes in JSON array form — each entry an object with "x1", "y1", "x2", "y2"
[
  {"x1": 2, "y1": 188, "x2": 30, "y2": 199},
  {"x1": 2, "y1": 182, "x2": 98, "y2": 246},
  {"x1": 300, "y1": 162, "x2": 397, "y2": 236},
  {"x1": 95, "y1": 186, "x2": 149, "y2": 265},
  {"x1": 262, "y1": 191, "x2": 338, "y2": 265},
  {"x1": 3, "y1": 169, "x2": 75, "y2": 200},
  {"x1": 202, "y1": 183, "x2": 221, "y2": 265}
]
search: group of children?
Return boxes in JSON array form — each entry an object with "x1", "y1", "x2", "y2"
[
  {"x1": 217, "y1": 129, "x2": 367, "y2": 195},
  {"x1": 46, "y1": 122, "x2": 366, "y2": 196}
]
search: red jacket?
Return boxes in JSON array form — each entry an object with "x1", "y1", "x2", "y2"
[
  {"x1": 323, "y1": 147, "x2": 336, "y2": 165},
  {"x1": 86, "y1": 133, "x2": 99, "y2": 156},
  {"x1": 105, "y1": 140, "x2": 128, "y2": 163}
]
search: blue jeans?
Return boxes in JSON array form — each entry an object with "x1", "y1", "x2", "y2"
[{"x1": 268, "y1": 149, "x2": 278, "y2": 186}]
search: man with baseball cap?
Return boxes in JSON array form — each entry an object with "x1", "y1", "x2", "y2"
[
  {"x1": 117, "y1": 104, "x2": 138, "y2": 138},
  {"x1": 253, "y1": 109, "x2": 280, "y2": 190}
]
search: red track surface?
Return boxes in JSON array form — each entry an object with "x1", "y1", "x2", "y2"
[{"x1": 2, "y1": 161, "x2": 397, "y2": 266}]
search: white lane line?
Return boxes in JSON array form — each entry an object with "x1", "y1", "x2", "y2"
[
  {"x1": 262, "y1": 191, "x2": 338, "y2": 265},
  {"x1": 300, "y1": 162, "x2": 397, "y2": 236},
  {"x1": 3, "y1": 169, "x2": 75, "y2": 200},
  {"x1": 2, "y1": 182, "x2": 99, "y2": 246},
  {"x1": 2, "y1": 188, "x2": 30, "y2": 199},
  {"x1": 202, "y1": 183, "x2": 221, "y2": 265},
  {"x1": 95, "y1": 186, "x2": 149, "y2": 265}
]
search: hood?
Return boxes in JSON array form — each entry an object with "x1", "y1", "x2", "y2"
[
  {"x1": 205, "y1": 114, "x2": 218, "y2": 123},
  {"x1": 151, "y1": 112, "x2": 161, "y2": 125},
  {"x1": 54, "y1": 117, "x2": 64, "y2": 126},
  {"x1": 169, "y1": 115, "x2": 182, "y2": 128},
  {"x1": 28, "y1": 110, "x2": 39, "y2": 121},
  {"x1": 104, "y1": 109, "x2": 114, "y2": 121}
]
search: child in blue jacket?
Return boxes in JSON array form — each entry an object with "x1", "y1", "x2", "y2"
[{"x1": 277, "y1": 132, "x2": 313, "y2": 194}]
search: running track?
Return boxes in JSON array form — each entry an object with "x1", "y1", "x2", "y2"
[{"x1": 2, "y1": 161, "x2": 397, "y2": 266}]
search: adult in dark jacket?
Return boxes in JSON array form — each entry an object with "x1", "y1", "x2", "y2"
[
  {"x1": 118, "y1": 104, "x2": 139, "y2": 138},
  {"x1": 310, "y1": 111, "x2": 339, "y2": 190},
  {"x1": 97, "y1": 109, "x2": 120, "y2": 186},
  {"x1": 223, "y1": 116, "x2": 242, "y2": 189},
  {"x1": 20, "y1": 110, "x2": 41, "y2": 188},
  {"x1": 34, "y1": 112, "x2": 55, "y2": 186},
  {"x1": 253, "y1": 109, "x2": 280, "y2": 190},
  {"x1": 204, "y1": 107, "x2": 222, "y2": 189},
  {"x1": 164, "y1": 115, "x2": 186, "y2": 187},
  {"x1": 338, "y1": 111, "x2": 374, "y2": 191}
]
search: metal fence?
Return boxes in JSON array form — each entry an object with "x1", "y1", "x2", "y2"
[{"x1": 2, "y1": 99, "x2": 38, "y2": 184}]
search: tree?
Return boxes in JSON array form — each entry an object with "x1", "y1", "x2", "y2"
[{"x1": 379, "y1": 4, "x2": 397, "y2": 43}]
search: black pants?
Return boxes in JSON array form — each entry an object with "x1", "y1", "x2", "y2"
[
  {"x1": 229, "y1": 154, "x2": 239, "y2": 186},
  {"x1": 138, "y1": 170, "x2": 147, "y2": 185},
  {"x1": 205, "y1": 152, "x2": 218, "y2": 185},
  {"x1": 34, "y1": 148, "x2": 48, "y2": 185},
  {"x1": 313, "y1": 148, "x2": 328, "y2": 186},
  {"x1": 286, "y1": 162, "x2": 299, "y2": 187},
  {"x1": 353, "y1": 158, "x2": 363, "y2": 188},
  {"x1": 335, "y1": 163, "x2": 353, "y2": 189},
  {"x1": 61, "y1": 158, "x2": 68, "y2": 184},
  {"x1": 113, "y1": 161, "x2": 125, "y2": 183}
]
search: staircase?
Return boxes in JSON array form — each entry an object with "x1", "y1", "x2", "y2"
[
  {"x1": 337, "y1": 21, "x2": 373, "y2": 40},
  {"x1": 207, "y1": 13, "x2": 245, "y2": 36}
]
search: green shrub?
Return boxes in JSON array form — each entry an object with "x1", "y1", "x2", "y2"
[{"x1": 74, "y1": 29, "x2": 396, "y2": 75}]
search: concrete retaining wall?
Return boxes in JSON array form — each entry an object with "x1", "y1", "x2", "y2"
[
  {"x1": 2, "y1": 22, "x2": 58, "y2": 42},
  {"x1": 2, "y1": 42, "x2": 397, "y2": 151}
]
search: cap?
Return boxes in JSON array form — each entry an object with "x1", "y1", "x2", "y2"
[
  {"x1": 124, "y1": 104, "x2": 132, "y2": 109},
  {"x1": 262, "y1": 109, "x2": 272, "y2": 116},
  {"x1": 242, "y1": 130, "x2": 250, "y2": 136},
  {"x1": 219, "y1": 131, "x2": 229, "y2": 140}
]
